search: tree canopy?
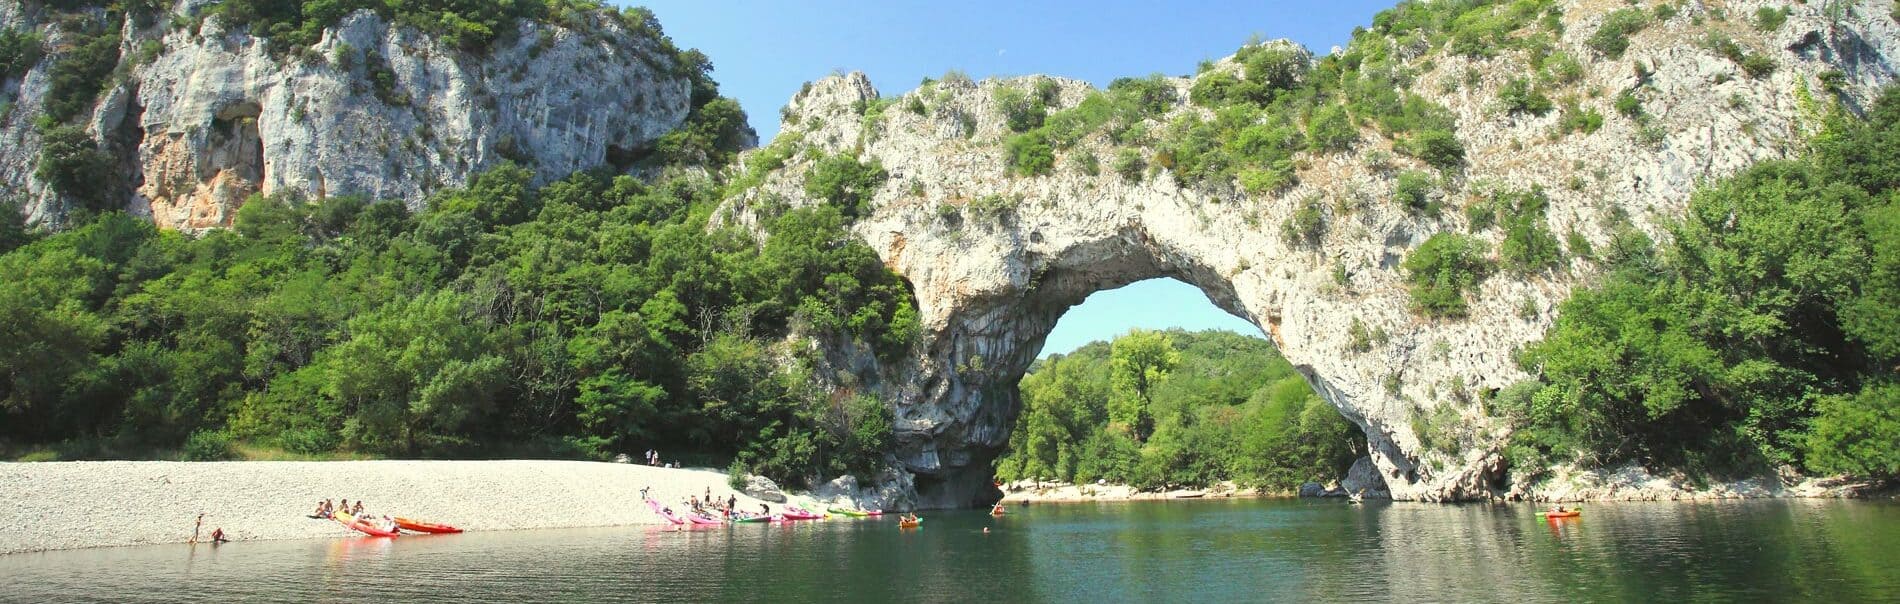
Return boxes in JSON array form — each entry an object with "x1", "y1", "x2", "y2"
[{"x1": 996, "y1": 329, "x2": 1364, "y2": 491}]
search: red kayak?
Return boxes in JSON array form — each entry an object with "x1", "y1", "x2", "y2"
[
  {"x1": 335, "y1": 512, "x2": 399, "y2": 538},
  {"x1": 395, "y1": 517, "x2": 463, "y2": 534},
  {"x1": 781, "y1": 507, "x2": 824, "y2": 521},
  {"x1": 646, "y1": 499, "x2": 685, "y2": 525}
]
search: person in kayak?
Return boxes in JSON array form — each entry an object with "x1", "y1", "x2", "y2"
[
  {"x1": 210, "y1": 528, "x2": 227, "y2": 544},
  {"x1": 1547, "y1": 505, "x2": 1568, "y2": 514}
]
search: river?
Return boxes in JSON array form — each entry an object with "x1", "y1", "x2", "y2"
[{"x1": 2, "y1": 498, "x2": 1895, "y2": 602}]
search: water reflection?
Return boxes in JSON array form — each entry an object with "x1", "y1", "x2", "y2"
[{"x1": 0, "y1": 499, "x2": 1893, "y2": 602}]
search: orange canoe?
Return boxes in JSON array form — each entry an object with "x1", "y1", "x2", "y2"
[
  {"x1": 394, "y1": 517, "x2": 464, "y2": 534},
  {"x1": 335, "y1": 512, "x2": 400, "y2": 538}
]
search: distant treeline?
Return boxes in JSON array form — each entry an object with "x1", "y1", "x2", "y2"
[{"x1": 994, "y1": 329, "x2": 1364, "y2": 491}]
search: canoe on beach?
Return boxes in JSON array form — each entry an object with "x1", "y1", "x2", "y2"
[
  {"x1": 394, "y1": 518, "x2": 463, "y2": 534},
  {"x1": 334, "y1": 512, "x2": 399, "y2": 538},
  {"x1": 646, "y1": 499, "x2": 686, "y2": 525}
]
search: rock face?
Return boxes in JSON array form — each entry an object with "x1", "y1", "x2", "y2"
[
  {"x1": 811, "y1": 470, "x2": 918, "y2": 512},
  {"x1": 728, "y1": 1, "x2": 1899, "y2": 507},
  {"x1": 1, "y1": 3, "x2": 696, "y2": 230},
  {"x1": 1341, "y1": 457, "x2": 1391, "y2": 499},
  {"x1": 741, "y1": 475, "x2": 787, "y2": 503}
]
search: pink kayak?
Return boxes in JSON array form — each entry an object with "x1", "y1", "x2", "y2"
[
  {"x1": 688, "y1": 514, "x2": 724, "y2": 525},
  {"x1": 646, "y1": 499, "x2": 686, "y2": 525},
  {"x1": 781, "y1": 507, "x2": 824, "y2": 521}
]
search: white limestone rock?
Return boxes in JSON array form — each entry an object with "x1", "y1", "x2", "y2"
[{"x1": 2, "y1": 4, "x2": 695, "y2": 230}]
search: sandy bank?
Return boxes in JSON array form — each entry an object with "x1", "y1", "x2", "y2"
[{"x1": 0, "y1": 460, "x2": 822, "y2": 555}]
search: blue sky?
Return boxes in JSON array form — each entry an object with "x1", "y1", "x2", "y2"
[
  {"x1": 638, "y1": 0, "x2": 1393, "y2": 141},
  {"x1": 1035, "y1": 279, "x2": 1265, "y2": 357},
  {"x1": 630, "y1": 1, "x2": 1390, "y2": 355}
]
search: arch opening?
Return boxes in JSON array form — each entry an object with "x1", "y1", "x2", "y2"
[
  {"x1": 984, "y1": 277, "x2": 1378, "y2": 501},
  {"x1": 884, "y1": 226, "x2": 1397, "y2": 508}
]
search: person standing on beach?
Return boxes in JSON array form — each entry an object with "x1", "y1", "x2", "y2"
[{"x1": 189, "y1": 513, "x2": 205, "y2": 544}]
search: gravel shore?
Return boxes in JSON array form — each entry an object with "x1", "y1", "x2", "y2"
[{"x1": 0, "y1": 460, "x2": 798, "y2": 555}]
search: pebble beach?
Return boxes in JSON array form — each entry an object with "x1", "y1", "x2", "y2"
[{"x1": 0, "y1": 460, "x2": 800, "y2": 555}]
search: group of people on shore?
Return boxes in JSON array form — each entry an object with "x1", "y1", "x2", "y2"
[
  {"x1": 643, "y1": 486, "x2": 769, "y2": 520},
  {"x1": 312, "y1": 498, "x2": 365, "y2": 519},
  {"x1": 313, "y1": 498, "x2": 399, "y2": 532},
  {"x1": 189, "y1": 512, "x2": 228, "y2": 544},
  {"x1": 641, "y1": 449, "x2": 680, "y2": 468},
  {"x1": 688, "y1": 487, "x2": 744, "y2": 517}
]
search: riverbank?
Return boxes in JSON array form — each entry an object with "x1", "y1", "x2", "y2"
[
  {"x1": 1517, "y1": 463, "x2": 1890, "y2": 502},
  {"x1": 998, "y1": 480, "x2": 1295, "y2": 504},
  {"x1": 0, "y1": 460, "x2": 832, "y2": 555}
]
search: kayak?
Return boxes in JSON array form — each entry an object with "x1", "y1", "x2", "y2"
[
  {"x1": 394, "y1": 517, "x2": 463, "y2": 534},
  {"x1": 1536, "y1": 507, "x2": 1583, "y2": 519},
  {"x1": 828, "y1": 507, "x2": 870, "y2": 517},
  {"x1": 335, "y1": 512, "x2": 400, "y2": 538},
  {"x1": 733, "y1": 515, "x2": 779, "y2": 524},
  {"x1": 687, "y1": 514, "x2": 724, "y2": 526},
  {"x1": 782, "y1": 507, "x2": 824, "y2": 521},
  {"x1": 898, "y1": 517, "x2": 922, "y2": 529},
  {"x1": 646, "y1": 499, "x2": 686, "y2": 525}
]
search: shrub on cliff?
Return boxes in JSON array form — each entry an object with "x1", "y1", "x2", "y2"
[
  {"x1": 1498, "y1": 77, "x2": 1553, "y2": 115},
  {"x1": 1005, "y1": 130, "x2": 1056, "y2": 177},
  {"x1": 1403, "y1": 233, "x2": 1492, "y2": 319},
  {"x1": 1306, "y1": 104, "x2": 1358, "y2": 152},
  {"x1": 804, "y1": 153, "x2": 887, "y2": 218},
  {"x1": 34, "y1": 126, "x2": 118, "y2": 214},
  {"x1": 1587, "y1": 9, "x2": 1650, "y2": 59},
  {"x1": 994, "y1": 86, "x2": 1047, "y2": 133},
  {"x1": 43, "y1": 22, "x2": 120, "y2": 124},
  {"x1": 0, "y1": 30, "x2": 42, "y2": 80}
]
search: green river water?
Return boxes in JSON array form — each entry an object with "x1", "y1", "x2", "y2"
[{"x1": 2, "y1": 498, "x2": 1896, "y2": 602}]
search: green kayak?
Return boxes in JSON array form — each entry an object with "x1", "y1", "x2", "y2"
[
  {"x1": 827, "y1": 507, "x2": 869, "y2": 517},
  {"x1": 734, "y1": 515, "x2": 776, "y2": 523}
]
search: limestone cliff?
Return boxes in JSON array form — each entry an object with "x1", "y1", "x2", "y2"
[
  {"x1": 725, "y1": 0, "x2": 1899, "y2": 506},
  {"x1": 0, "y1": 1, "x2": 697, "y2": 230}
]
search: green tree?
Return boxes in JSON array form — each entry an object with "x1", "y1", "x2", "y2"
[{"x1": 1108, "y1": 329, "x2": 1180, "y2": 441}]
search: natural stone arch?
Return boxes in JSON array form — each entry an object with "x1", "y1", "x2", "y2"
[
  {"x1": 863, "y1": 213, "x2": 1416, "y2": 508},
  {"x1": 752, "y1": 71, "x2": 1513, "y2": 509},
  {"x1": 742, "y1": 36, "x2": 1877, "y2": 505}
]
